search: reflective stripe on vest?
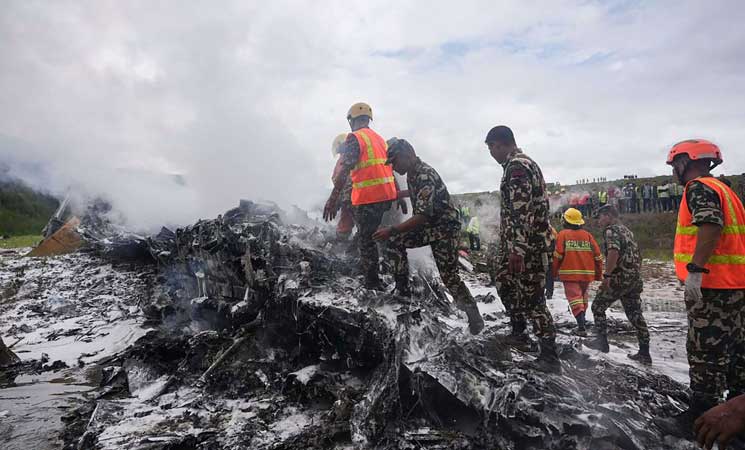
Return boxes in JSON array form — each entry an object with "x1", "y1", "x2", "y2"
[
  {"x1": 673, "y1": 176, "x2": 745, "y2": 288},
  {"x1": 349, "y1": 128, "x2": 398, "y2": 206}
]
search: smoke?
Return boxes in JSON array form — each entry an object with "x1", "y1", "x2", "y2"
[{"x1": 0, "y1": 2, "x2": 331, "y2": 233}]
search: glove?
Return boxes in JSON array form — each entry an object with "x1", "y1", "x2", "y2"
[{"x1": 685, "y1": 272, "x2": 704, "y2": 303}]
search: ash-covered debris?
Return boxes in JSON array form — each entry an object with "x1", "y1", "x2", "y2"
[{"x1": 7, "y1": 200, "x2": 697, "y2": 449}]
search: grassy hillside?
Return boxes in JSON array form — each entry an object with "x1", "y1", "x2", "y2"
[
  {"x1": 0, "y1": 179, "x2": 59, "y2": 236},
  {"x1": 560, "y1": 212, "x2": 677, "y2": 260}
]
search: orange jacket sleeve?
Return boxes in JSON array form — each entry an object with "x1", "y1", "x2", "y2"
[
  {"x1": 552, "y1": 231, "x2": 565, "y2": 278},
  {"x1": 589, "y1": 232, "x2": 603, "y2": 280}
]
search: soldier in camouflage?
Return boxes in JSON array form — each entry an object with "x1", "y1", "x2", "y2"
[
  {"x1": 485, "y1": 125, "x2": 559, "y2": 370},
  {"x1": 584, "y1": 205, "x2": 652, "y2": 364},
  {"x1": 372, "y1": 138, "x2": 485, "y2": 335},
  {"x1": 656, "y1": 140, "x2": 745, "y2": 438}
]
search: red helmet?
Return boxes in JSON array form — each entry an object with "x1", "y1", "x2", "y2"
[{"x1": 666, "y1": 139, "x2": 722, "y2": 167}]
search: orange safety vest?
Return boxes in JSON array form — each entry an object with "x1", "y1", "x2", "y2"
[
  {"x1": 674, "y1": 176, "x2": 745, "y2": 288},
  {"x1": 349, "y1": 128, "x2": 397, "y2": 206},
  {"x1": 552, "y1": 228, "x2": 603, "y2": 282}
]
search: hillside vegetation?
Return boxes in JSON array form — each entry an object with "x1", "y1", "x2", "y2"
[{"x1": 0, "y1": 180, "x2": 59, "y2": 236}]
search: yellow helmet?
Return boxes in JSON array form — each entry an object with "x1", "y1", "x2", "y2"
[
  {"x1": 347, "y1": 102, "x2": 373, "y2": 120},
  {"x1": 331, "y1": 133, "x2": 348, "y2": 157},
  {"x1": 563, "y1": 207, "x2": 585, "y2": 226}
]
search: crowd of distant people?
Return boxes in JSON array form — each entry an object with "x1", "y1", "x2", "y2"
[{"x1": 551, "y1": 174, "x2": 745, "y2": 219}]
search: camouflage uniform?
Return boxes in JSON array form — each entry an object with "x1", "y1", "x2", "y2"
[
  {"x1": 683, "y1": 179, "x2": 745, "y2": 403},
  {"x1": 387, "y1": 158, "x2": 477, "y2": 308},
  {"x1": 591, "y1": 222, "x2": 650, "y2": 345},
  {"x1": 337, "y1": 130, "x2": 393, "y2": 285},
  {"x1": 495, "y1": 149, "x2": 556, "y2": 340}
]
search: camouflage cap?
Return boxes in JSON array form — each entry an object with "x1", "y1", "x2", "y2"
[{"x1": 385, "y1": 137, "x2": 414, "y2": 164}]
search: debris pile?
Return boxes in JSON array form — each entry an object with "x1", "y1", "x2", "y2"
[{"x1": 2, "y1": 200, "x2": 699, "y2": 449}]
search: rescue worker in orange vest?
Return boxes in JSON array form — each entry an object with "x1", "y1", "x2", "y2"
[
  {"x1": 330, "y1": 133, "x2": 355, "y2": 241},
  {"x1": 552, "y1": 208, "x2": 603, "y2": 336},
  {"x1": 323, "y1": 103, "x2": 407, "y2": 290},
  {"x1": 655, "y1": 139, "x2": 745, "y2": 439}
]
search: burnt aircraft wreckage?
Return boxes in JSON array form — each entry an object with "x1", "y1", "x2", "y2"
[{"x1": 2, "y1": 200, "x2": 701, "y2": 449}]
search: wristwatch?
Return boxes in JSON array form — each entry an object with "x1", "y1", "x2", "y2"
[{"x1": 686, "y1": 262, "x2": 710, "y2": 274}]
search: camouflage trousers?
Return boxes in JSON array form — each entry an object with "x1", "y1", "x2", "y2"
[
  {"x1": 352, "y1": 202, "x2": 391, "y2": 283},
  {"x1": 496, "y1": 271, "x2": 556, "y2": 340},
  {"x1": 388, "y1": 225, "x2": 477, "y2": 308},
  {"x1": 685, "y1": 288, "x2": 745, "y2": 402},
  {"x1": 591, "y1": 278, "x2": 650, "y2": 345}
]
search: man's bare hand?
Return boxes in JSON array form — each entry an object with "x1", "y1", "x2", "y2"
[
  {"x1": 323, "y1": 195, "x2": 338, "y2": 222},
  {"x1": 397, "y1": 199, "x2": 408, "y2": 215},
  {"x1": 372, "y1": 227, "x2": 392, "y2": 241},
  {"x1": 508, "y1": 252, "x2": 525, "y2": 274},
  {"x1": 694, "y1": 395, "x2": 745, "y2": 450}
]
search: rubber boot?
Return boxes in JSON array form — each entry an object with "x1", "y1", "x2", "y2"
[
  {"x1": 392, "y1": 275, "x2": 411, "y2": 297},
  {"x1": 584, "y1": 333, "x2": 609, "y2": 353},
  {"x1": 363, "y1": 274, "x2": 384, "y2": 291},
  {"x1": 654, "y1": 395, "x2": 718, "y2": 439},
  {"x1": 573, "y1": 312, "x2": 588, "y2": 337},
  {"x1": 533, "y1": 338, "x2": 562, "y2": 373},
  {"x1": 504, "y1": 319, "x2": 535, "y2": 351},
  {"x1": 627, "y1": 342, "x2": 652, "y2": 365},
  {"x1": 459, "y1": 301, "x2": 485, "y2": 335}
]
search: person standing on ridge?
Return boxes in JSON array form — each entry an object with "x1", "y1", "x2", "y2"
[
  {"x1": 655, "y1": 139, "x2": 745, "y2": 438},
  {"x1": 552, "y1": 208, "x2": 603, "y2": 336},
  {"x1": 323, "y1": 102, "x2": 406, "y2": 290},
  {"x1": 584, "y1": 205, "x2": 652, "y2": 365},
  {"x1": 372, "y1": 138, "x2": 484, "y2": 334},
  {"x1": 485, "y1": 125, "x2": 560, "y2": 371}
]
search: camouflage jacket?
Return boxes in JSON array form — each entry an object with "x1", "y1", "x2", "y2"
[
  {"x1": 685, "y1": 177, "x2": 724, "y2": 227},
  {"x1": 602, "y1": 222, "x2": 642, "y2": 286},
  {"x1": 498, "y1": 149, "x2": 552, "y2": 257},
  {"x1": 407, "y1": 158, "x2": 461, "y2": 231}
]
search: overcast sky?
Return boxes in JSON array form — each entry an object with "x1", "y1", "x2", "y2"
[{"x1": 1, "y1": 0, "x2": 744, "y2": 229}]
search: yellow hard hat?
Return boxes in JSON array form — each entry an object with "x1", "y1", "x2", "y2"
[
  {"x1": 331, "y1": 133, "x2": 348, "y2": 157},
  {"x1": 563, "y1": 207, "x2": 585, "y2": 225},
  {"x1": 347, "y1": 102, "x2": 373, "y2": 120}
]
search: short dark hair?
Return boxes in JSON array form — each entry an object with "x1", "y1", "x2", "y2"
[
  {"x1": 597, "y1": 204, "x2": 619, "y2": 218},
  {"x1": 485, "y1": 125, "x2": 516, "y2": 145}
]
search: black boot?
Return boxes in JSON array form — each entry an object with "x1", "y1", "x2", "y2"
[
  {"x1": 363, "y1": 275, "x2": 384, "y2": 291},
  {"x1": 392, "y1": 275, "x2": 411, "y2": 297},
  {"x1": 533, "y1": 338, "x2": 562, "y2": 373},
  {"x1": 573, "y1": 312, "x2": 588, "y2": 337},
  {"x1": 654, "y1": 395, "x2": 718, "y2": 439},
  {"x1": 458, "y1": 301, "x2": 485, "y2": 335},
  {"x1": 627, "y1": 342, "x2": 652, "y2": 365},
  {"x1": 584, "y1": 333, "x2": 609, "y2": 353}
]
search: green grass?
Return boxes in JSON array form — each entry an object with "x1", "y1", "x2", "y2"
[
  {"x1": 0, "y1": 179, "x2": 59, "y2": 236},
  {"x1": 552, "y1": 211, "x2": 677, "y2": 261},
  {"x1": 0, "y1": 235, "x2": 42, "y2": 249}
]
